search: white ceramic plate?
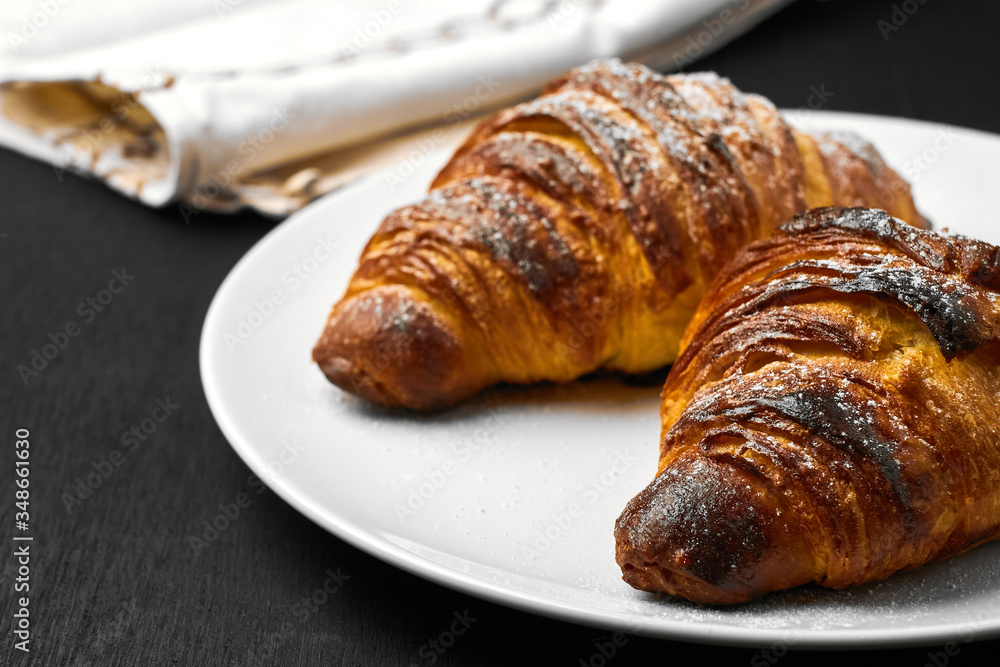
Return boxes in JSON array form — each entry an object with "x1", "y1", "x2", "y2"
[{"x1": 201, "y1": 111, "x2": 1000, "y2": 648}]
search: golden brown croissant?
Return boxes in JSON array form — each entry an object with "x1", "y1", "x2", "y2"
[
  {"x1": 313, "y1": 59, "x2": 926, "y2": 409},
  {"x1": 615, "y1": 207, "x2": 1000, "y2": 604}
]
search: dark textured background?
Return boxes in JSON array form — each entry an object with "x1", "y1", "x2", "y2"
[{"x1": 3, "y1": 0, "x2": 1000, "y2": 664}]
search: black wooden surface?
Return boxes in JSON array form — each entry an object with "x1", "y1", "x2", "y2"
[{"x1": 3, "y1": 1, "x2": 1000, "y2": 665}]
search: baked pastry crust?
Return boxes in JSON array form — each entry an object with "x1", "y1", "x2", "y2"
[
  {"x1": 615, "y1": 207, "x2": 1000, "y2": 604},
  {"x1": 313, "y1": 59, "x2": 925, "y2": 409}
]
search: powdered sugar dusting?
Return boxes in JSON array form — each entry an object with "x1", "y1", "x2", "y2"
[{"x1": 822, "y1": 130, "x2": 887, "y2": 176}]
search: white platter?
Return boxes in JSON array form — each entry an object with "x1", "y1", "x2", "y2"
[{"x1": 200, "y1": 111, "x2": 1000, "y2": 648}]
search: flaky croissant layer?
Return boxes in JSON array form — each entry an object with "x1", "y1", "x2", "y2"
[
  {"x1": 616, "y1": 207, "x2": 1000, "y2": 604},
  {"x1": 314, "y1": 58, "x2": 925, "y2": 409}
]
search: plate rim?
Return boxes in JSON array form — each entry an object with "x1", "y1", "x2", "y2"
[{"x1": 200, "y1": 109, "x2": 1000, "y2": 649}]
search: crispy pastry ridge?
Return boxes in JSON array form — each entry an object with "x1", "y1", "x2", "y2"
[
  {"x1": 313, "y1": 59, "x2": 925, "y2": 409},
  {"x1": 615, "y1": 207, "x2": 1000, "y2": 604}
]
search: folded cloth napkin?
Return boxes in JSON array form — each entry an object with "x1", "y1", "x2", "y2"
[{"x1": 0, "y1": 0, "x2": 792, "y2": 216}]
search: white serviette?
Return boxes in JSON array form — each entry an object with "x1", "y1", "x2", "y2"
[{"x1": 0, "y1": 0, "x2": 792, "y2": 216}]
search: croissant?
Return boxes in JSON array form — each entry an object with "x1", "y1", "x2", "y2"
[
  {"x1": 615, "y1": 207, "x2": 1000, "y2": 604},
  {"x1": 313, "y1": 59, "x2": 926, "y2": 409}
]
